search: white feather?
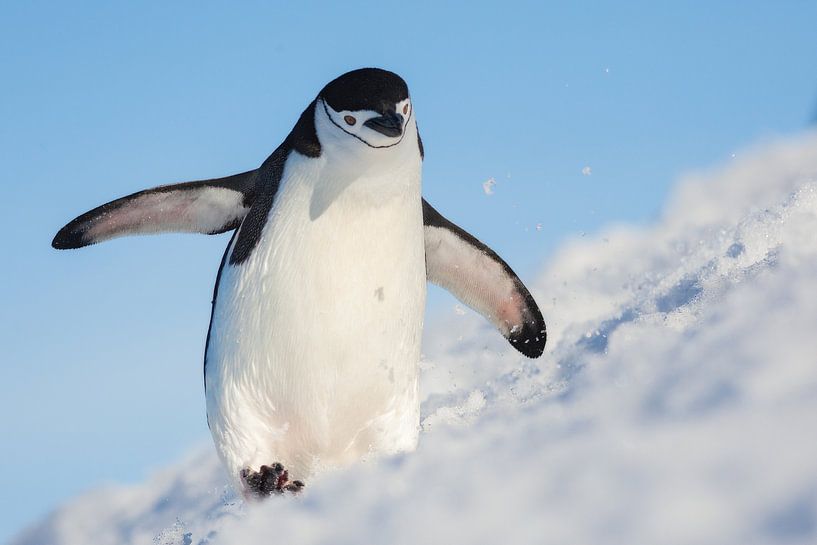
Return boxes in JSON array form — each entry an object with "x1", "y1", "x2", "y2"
[
  {"x1": 424, "y1": 226, "x2": 522, "y2": 337},
  {"x1": 204, "y1": 102, "x2": 425, "y2": 492}
]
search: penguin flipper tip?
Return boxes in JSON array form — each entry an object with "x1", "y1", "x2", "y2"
[{"x1": 52, "y1": 223, "x2": 91, "y2": 250}]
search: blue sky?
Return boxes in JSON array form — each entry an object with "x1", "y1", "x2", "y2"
[{"x1": 2, "y1": 1, "x2": 816, "y2": 541}]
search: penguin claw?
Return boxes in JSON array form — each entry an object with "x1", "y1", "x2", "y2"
[{"x1": 241, "y1": 463, "x2": 305, "y2": 498}]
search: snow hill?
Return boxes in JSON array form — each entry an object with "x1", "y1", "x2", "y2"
[{"x1": 13, "y1": 133, "x2": 817, "y2": 545}]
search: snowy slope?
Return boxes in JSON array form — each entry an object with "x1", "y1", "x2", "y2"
[{"x1": 13, "y1": 133, "x2": 817, "y2": 545}]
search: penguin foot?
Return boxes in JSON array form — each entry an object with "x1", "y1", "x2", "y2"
[{"x1": 241, "y1": 463, "x2": 304, "y2": 498}]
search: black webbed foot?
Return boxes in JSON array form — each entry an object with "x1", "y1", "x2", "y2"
[{"x1": 241, "y1": 463, "x2": 305, "y2": 498}]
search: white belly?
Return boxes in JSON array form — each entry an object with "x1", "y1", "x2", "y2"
[{"x1": 204, "y1": 157, "x2": 426, "y2": 488}]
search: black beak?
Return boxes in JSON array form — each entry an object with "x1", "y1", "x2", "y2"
[{"x1": 364, "y1": 112, "x2": 404, "y2": 137}]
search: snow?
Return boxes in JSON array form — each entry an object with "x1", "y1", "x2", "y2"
[
  {"x1": 13, "y1": 133, "x2": 817, "y2": 545},
  {"x1": 482, "y1": 177, "x2": 496, "y2": 195}
]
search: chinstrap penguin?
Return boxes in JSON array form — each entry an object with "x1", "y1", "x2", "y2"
[{"x1": 52, "y1": 68, "x2": 546, "y2": 498}]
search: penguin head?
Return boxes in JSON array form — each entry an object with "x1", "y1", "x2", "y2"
[{"x1": 315, "y1": 68, "x2": 417, "y2": 154}]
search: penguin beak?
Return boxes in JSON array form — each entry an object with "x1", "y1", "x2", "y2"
[{"x1": 364, "y1": 112, "x2": 404, "y2": 138}]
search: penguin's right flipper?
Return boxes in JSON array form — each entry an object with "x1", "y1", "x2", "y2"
[
  {"x1": 52, "y1": 170, "x2": 257, "y2": 249},
  {"x1": 422, "y1": 199, "x2": 546, "y2": 358}
]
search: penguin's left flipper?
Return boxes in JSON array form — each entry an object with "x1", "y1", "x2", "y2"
[
  {"x1": 52, "y1": 170, "x2": 258, "y2": 249},
  {"x1": 422, "y1": 199, "x2": 546, "y2": 358}
]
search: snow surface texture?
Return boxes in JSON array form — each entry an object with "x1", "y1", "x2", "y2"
[{"x1": 14, "y1": 133, "x2": 817, "y2": 545}]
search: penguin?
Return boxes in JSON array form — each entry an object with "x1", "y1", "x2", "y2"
[{"x1": 52, "y1": 68, "x2": 546, "y2": 498}]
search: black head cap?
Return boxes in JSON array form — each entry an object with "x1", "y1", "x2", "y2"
[{"x1": 320, "y1": 68, "x2": 409, "y2": 115}]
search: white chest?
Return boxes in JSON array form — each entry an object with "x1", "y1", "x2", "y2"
[{"x1": 205, "y1": 153, "x2": 426, "y2": 482}]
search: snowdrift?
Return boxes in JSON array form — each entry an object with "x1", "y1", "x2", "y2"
[{"x1": 14, "y1": 133, "x2": 817, "y2": 545}]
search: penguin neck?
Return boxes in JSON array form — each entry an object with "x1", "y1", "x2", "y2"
[{"x1": 305, "y1": 112, "x2": 422, "y2": 220}]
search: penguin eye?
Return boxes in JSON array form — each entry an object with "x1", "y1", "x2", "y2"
[
  {"x1": 402, "y1": 103, "x2": 409, "y2": 115},
  {"x1": 344, "y1": 115, "x2": 356, "y2": 126}
]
